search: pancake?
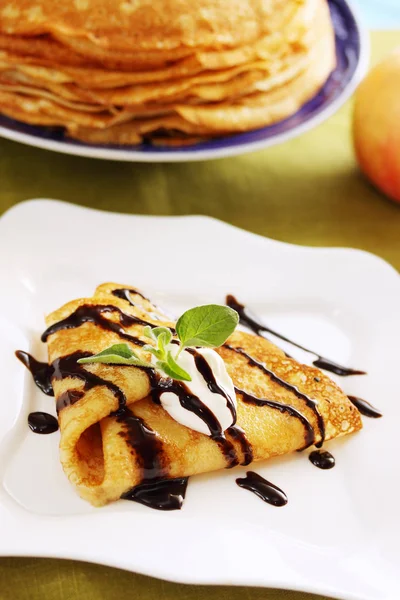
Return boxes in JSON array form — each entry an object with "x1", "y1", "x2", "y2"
[
  {"x1": 175, "y1": 24, "x2": 335, "y2": 132},
  {"x1": 0, "y1": 47, "x2": 318, "y2": 136},
  {"x1": 0, "y1": 0, "x2": 298, "y2": 52},
  {"x1": 41, "y1": 283, "x2": 362, "y2": 506},
  {"x1": 65, "y1": 2, "x2": 335, "y2": 145},
  {"x1": 67, "y1": 27, "x2": 334, "y2": 144},
  {"x1": 0, "y1": 54, "x2": 308, "y2": 107},
  {"x1": 0, "y1": 34, "x2": 100, "y2": 68},
  {"x1": 0, "y1": 88, "x2": 138, "y2": 128},
  {"x1": 0, "y1": 79, "x2": 107, "y2": 111},
  {"x1": 0, "y1": 0, "x2": 313, "y2": 91},
  {"x1": 0, "y1": 0, "x2": 336, "y2": 146},
  {"x1": 0, "y1": 45, "x2": 307, "y2": 91},
  {"x1": 0, "y1": 2, "x2": 310, "y2": 85},
  {"x1": 0, "y1": 0, "x2": 310, "y2": 81}
]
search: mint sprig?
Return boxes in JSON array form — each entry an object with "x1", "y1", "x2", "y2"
[
  {"x1": 143, "y1": 326, "x2": 191, "y2": 382},
  {"x1": 77, "y1": 344, "x2": 151, "y2": 368},
  {"x1": 77, "y1": 304, "x2": 238, "y2": 384}
]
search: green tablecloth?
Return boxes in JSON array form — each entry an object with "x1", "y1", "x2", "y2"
[{"x1": 0, "y1": 31, "x2": 399, "y2": 600}]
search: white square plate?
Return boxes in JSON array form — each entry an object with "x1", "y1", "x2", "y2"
[{"x1": 0, "y1": 199, "x2": 399, "y2": 600}]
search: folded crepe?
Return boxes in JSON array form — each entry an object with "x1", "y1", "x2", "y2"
[{"x1": 43, "y1": 283, "x2": 362, "y2": 506}]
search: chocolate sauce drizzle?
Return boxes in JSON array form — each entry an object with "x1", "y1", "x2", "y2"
[
  {"x1": 28, "y1": 411, "x2": 59, "y2": 434},
  {"x1": 226, "y1": 296, "x2": 384, "y2": 422},
  {"x1": 15, "y1": 351, "x2": 54, "y2": 396},
  {"x1": 56, "y1": 389, "x2": 84, "y2": 412},
  {"x1": 148, "y1": 369, "x2": 239, "y2": 468},
  {"x1": 52, "y1": 351, "x2": 128, "y2": 413},
  {"x1": 15, "y1": 350, "x2": 130, "y2": 413},
  {"x1": 114, "y1": 405, "x2": 188, "y2": 510},
  {"x1": 216, "y1": 437, "x2": 240, "y2": 469},
  {"x1": 236, "y1": 471, "x2": 288, "y2": 507},
  {"x1": 226, "y1": 425, "x2": 253, "y2": 466},
  {"x1": 41, "y1": 304, "x2": 149, "y2": 346},
  {"x1": 121, "y1": 477, "x2": 189, "y2": 510},
  {"x1": 226, "y1": 295, "x2": 366, "y2": 377},
  {"x1": 309, "y1": 450, "x2": 335, "y2": 469},
  {"x1": 189, "y1": 348, "x2": 237, "y2": 424},
  {"x1": 112, "y1": 288, "x2": 150, "y2": 304},
  {"x1": 348, "y1": 396, "x2": 383, "y2": 419},
  {"x1": 117, "y1": 407, "x2": 167, "y2": 480},
  {"x1": 225, "y1": 344, "x2": 325, "y2": 447},
  {"x1": 236, "y1": 387, "x2": 315, "y2": 449},
  {"x1": 112, "y1": 288, "x2": 175, "y2": 330},
  {"x1": 150, "y1": 374, "x2": 223, "y2": 437}
]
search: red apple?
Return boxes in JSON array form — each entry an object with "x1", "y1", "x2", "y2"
[{"x1": 353, "y1": 48, "x2": 400, "y2": 203}]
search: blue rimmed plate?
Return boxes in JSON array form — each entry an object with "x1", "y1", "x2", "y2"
[{"x1": 0, "y1": 0, "x2": 368, "y2": 162}]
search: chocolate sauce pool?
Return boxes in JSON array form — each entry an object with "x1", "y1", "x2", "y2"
[
  {"x1": 309, "y1": 450, "x2": 335, "y2": 470},
  {"x1": 236, "y1": 471, "x2": 288, "y2": 507},
  {"x1": 28, "y1": 411, "x2": 59, "y2": 434},
  {"x1": 122, "y1": 477, "x2": 188, "y2": 510}
]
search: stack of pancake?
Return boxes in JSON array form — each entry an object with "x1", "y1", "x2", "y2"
[{"x1": 0, "y1": 0, "x2": 336, "y2": 146}]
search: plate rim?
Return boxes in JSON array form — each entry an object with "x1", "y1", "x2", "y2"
[
  {"x1": 2, "y1": 198, "x2": 398, "y2": 278},
  {"x1": 0, "y1": 199, "x2": 399, "y2": 600},
  {"x1": 0, "y1": 0, "x2": 370, "y2": 163}
]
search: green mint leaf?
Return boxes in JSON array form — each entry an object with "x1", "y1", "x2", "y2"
[
  {"x1": 143, "y1": 344, "x2": 156, "y2": 354},
  {"x1": 143, "y1": 325, "x2": 155, "y2": 341},
  {"x1": 156, "y1": 332, "x2": 169, "y2": 354},
  {"x1": 94, "y1": 343, "x2": 136, "y2": 359},
  {"x1": 77, "y1": 354, "x2": 151, "y2": 367},
  {"x1": 143, "y1": 344, "x2": 163, "y2": 361},
  {"x1": 176, "y1": 304, "x2": 239, "y2": 349},
  {"x1": 143, "y1": 326, "x2": 172, "y2": 359},
  {"x1": 77, "y1": 344, "x2": 151, "y2": 368},
  {"x1": 152, "y1": 327, "x2": 173, "y2": 346},
  {"x1": 155, "y1": 360, "x2": 191, "y2": 382},
  {"x1": 166, "y1": 351, "x2": 192, "y2": 381}
]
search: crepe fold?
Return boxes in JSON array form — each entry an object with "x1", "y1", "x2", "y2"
[
  {"x1": 0, "y1": 0, "x2": 336, "y2": 145},
  {"x1": 42, "y1": 283, "x2": 362, "y2": 507}
]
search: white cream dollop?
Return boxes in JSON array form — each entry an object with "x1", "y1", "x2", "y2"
[{"x1": 153, "y1": 344, "x2": 237, "y2": 436}]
